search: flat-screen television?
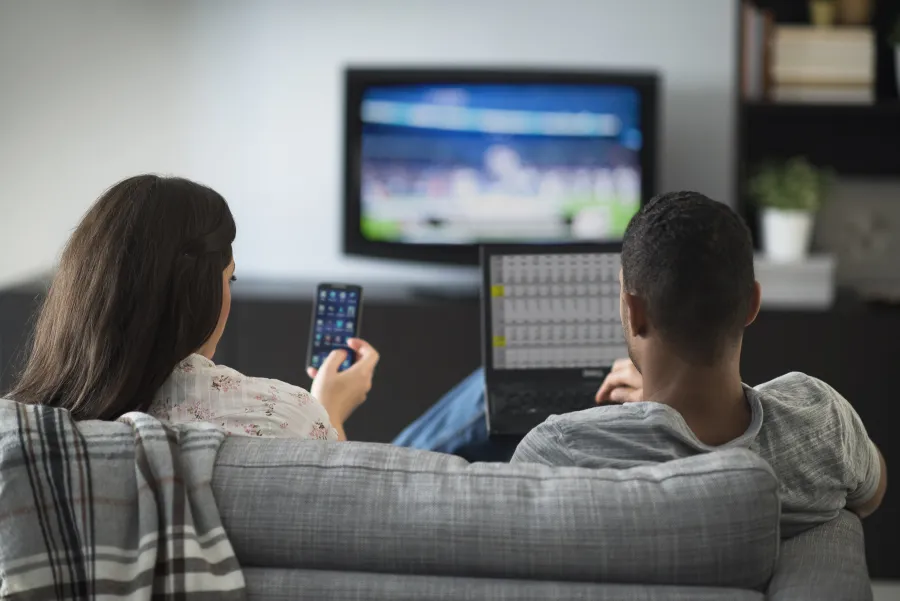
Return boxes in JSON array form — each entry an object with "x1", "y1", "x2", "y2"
[{"x1": 344, "y1": 68, "x2": 659, "y2": 265}]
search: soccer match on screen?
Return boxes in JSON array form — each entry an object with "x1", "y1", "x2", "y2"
[{"x1": 358, "y1": 83, "x2": 644, "y2": 245}]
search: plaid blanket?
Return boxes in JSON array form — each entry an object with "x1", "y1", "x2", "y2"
[{"x1": 0, "y1": 399, "x2": 246, "y2": 600}]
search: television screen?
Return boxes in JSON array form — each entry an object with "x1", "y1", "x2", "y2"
[{"x1": 344, "y1": 70, "x2": 658, "y2": 264}]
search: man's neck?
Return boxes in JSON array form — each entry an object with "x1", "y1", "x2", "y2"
[{"x1": 641, "y1": 352, "x2": 750, "y2": 447}]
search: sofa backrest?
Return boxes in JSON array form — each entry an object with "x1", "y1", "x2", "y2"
[{"x1": 212, "y1": 440, "x2": 780, "y2": 590}]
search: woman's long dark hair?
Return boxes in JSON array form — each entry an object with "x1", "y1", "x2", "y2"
[{"x1": 9, "y1": 175, "x2": 236, "y2": 420}]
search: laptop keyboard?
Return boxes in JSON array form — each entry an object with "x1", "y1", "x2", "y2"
[{"x1": 490, "y1": 381, "x2": 603, "y2": 418}]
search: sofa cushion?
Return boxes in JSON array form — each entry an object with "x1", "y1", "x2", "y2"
[
  {"x1": 213, "y1": 441, "x2": 779, "y2": 590},
  {"x1": 242, "y1": 568, "x2": 766, "y2": 601}
]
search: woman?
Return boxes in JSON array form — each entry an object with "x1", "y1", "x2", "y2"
[{"x1": 9, "y1": 175, "x2": 378, "y2": 440}]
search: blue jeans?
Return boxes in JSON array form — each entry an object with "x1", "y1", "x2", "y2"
[
  {"x1": 391, "y1": 369, "x2": 522, "y2": 461},
  {"x1": 391, "y1": 369, "x2": 487, "y2": 453}
]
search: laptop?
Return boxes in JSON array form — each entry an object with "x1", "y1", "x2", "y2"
[{"x1": 480, "y1": 243, "x2": 629, "y2": 436}]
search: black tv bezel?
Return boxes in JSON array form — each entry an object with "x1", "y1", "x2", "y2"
[{"x1": 343, "y1": 67, "x2": 660, "y2": 266}]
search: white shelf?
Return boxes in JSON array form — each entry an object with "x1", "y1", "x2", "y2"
[{"x1": 755, "y1": 254, "x2": 835, "y2": 309}]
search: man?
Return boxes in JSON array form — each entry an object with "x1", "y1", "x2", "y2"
[{"x1": 512, "y1": 191, "x2": 887, "y2": 535}]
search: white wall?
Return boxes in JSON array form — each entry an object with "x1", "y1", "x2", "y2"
[{"x1": 0, "y1": 0, "x2": 737, "y2": 287}]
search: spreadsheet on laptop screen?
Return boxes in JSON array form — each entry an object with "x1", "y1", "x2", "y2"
[{"x1": 488, "y1": 252, "x2": 628, "y2": 370}]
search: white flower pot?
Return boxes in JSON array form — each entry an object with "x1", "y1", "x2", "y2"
[{"x1": 761, "y1": 208, "x2": 815, "y2": 263}]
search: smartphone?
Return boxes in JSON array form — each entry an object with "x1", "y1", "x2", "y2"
[{"x1": 307, "y1": 283, "x2": 363, "y2": 373}]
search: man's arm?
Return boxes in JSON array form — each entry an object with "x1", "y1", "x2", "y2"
[
  {"x1": 826, "y1": 375, "x2": 888, "y2": 519},
  {"x1": 848, "y1": 445, "x2": 887, "y2": 519}
]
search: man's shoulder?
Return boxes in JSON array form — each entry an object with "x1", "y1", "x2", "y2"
[
  {"x1": 752, "y1": 372, "x2": 837, "y2": 407},
  {"x1": 537, "y1": 402, "x2": 690, "y2": 447},
  {"x1": 752, "y1": 372, "x2": 853, "y2": 447},
  {"x1": 550, "y1": 402, "x2": 680, "y2": 430},
  {"x1": 514, "y1": 402, "x2": 703, "y2": 468}
]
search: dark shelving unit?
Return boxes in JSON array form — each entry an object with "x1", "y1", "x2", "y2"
[
  {"x1": 742, "y1": 101, "x2": 900, "y2": 176},
  {"x1": 736, "y1": 0, "x2": 900, "y2": 245}
]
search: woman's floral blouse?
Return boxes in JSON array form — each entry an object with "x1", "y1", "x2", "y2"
[{"x1": 149, "y1": 354, "x2": 338, "y2": 440}]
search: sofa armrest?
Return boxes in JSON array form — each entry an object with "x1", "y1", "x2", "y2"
[{"x1": 767, "y1": 510, "x2": 871, "y2": 601}]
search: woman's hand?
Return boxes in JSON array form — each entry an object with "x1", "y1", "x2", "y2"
[
  {"x1": 307, "y1": 338, "x2": 380, "y2": 434},
  {"x1": 595, "y1": 358, "x2": 644, "y2": 404}
]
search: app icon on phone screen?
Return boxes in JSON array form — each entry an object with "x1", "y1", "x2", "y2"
[{"x1": 309, "y1": 284, "x2": 362, "y2": 373}]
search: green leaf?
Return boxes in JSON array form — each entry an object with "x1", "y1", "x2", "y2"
[{"x1": 748, "y1": 157, "x2": 832, "y2": 212}]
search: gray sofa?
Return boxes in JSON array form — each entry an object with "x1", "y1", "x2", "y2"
[{"x1": 213, "y1": 439, "x2": 872, "y2": 601}]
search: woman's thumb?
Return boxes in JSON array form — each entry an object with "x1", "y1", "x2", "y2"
[{"x1": 320, "y1": 349, "x2": 348, "y2": 373}]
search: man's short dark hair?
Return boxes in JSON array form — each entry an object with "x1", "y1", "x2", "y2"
[{"x1": 621, "y1": 191, "x2": 755, "y2": 364}]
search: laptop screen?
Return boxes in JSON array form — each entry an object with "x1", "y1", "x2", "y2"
[{"x1": 484, "y1": 246, "x2": 628, "y2": 371}]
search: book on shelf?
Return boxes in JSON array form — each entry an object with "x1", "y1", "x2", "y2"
[
  {"x1": 741, "y1": 1, "x2": 774, "y2": 101},
  {"x1": 771, "y1": 84, "x2": 874, "y2": 104},
  {"x1": 742, "y1": 3, "x2": 876, "y2": 104},
  {"x1": 772, "y1": 25, "x2": 874, "y2": 85}
]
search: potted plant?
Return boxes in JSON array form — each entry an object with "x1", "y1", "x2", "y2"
[
  {"x1": 809, "y1": 0, "x2": 838, "y2": 27},
  {"x1": 749, "y1": 157, "x2": 832, "y2": 262}
]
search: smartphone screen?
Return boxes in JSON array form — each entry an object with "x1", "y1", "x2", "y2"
[{"x1": 308, "y1": 283, "x2": 363, "y2": 373}]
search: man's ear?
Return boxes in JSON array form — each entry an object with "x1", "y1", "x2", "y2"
[
  {"x1": 624, "y1": 292, "x2": 649, "y2": 338},
  {"x1": 745, "y1": 281, "x2": 762, "y2": 327}
]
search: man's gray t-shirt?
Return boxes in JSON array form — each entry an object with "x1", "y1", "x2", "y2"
[{"x1": 512, "y1": 372, "x2": 881, "y2": 536}]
